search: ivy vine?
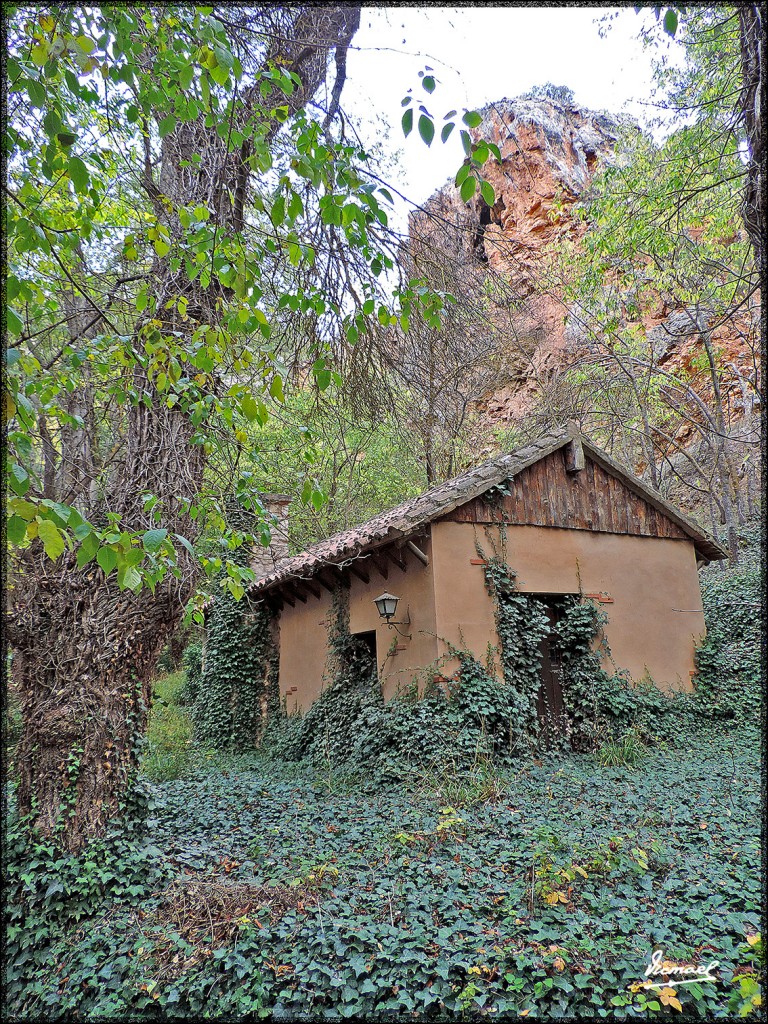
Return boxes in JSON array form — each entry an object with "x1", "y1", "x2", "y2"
[
  {"x1": 206, "y1": 538, "x2": 761, "y2": 771},
  {"x1": 192, "y1": 581, "x2": 277, "y2": 750}
]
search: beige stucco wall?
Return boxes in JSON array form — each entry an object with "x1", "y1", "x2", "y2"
[
  {"x1": 277, "y1": 540, "x2": 439, "y2": 711},
  {"x1": 348, "y1": 542, "x2": 438, "y2": 701},
  {"x1": 430, "y1": 522, "x2": 705, "y2": 692},
  {"x1": 278, "y1": 587, "x2": 334, "y2": 713}
]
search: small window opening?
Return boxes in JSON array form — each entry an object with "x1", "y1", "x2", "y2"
[{"x1": 352, "y1": 629, "x2": 378, "y2": 673}]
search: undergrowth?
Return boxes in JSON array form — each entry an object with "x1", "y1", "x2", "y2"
[{"x1": 6, "y1": 735, "x2": 761, "y2": 1019}]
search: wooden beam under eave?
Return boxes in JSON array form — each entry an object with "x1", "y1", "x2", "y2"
[
  {"x1": 348, "y1": 563, "x2": 370, "y2": 584},
  {"x1": 385, "y1": 547, "x2": 407, "y2": 572},
  {"x1": 565, "y1": 435, "x2": 585, "y2": 473},
  {"x1": 315, "y1": 571, "x2": 337, "y2": 594},
  {"x1": 370, "y1": 553, "x2": 389, "y2": 580},
  {"x1": 301, "y1": 579, "x2": 323, "y2": 600},
  {"x1": 286, "y1": 582, "x2": 308, "y2": 603},
  {"x1": 279, "y1": 589, "x2": 295, "y2": 608}
]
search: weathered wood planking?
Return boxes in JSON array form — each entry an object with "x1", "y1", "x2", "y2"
[{"x1": 443, "y1": 448, "x2": 688, "y2": 541}]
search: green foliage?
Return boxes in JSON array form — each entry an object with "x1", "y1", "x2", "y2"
[
  {"x1": 266, "y1": 564, "x2": 639, "y2": 781},
  {"x1": 5, "y1": 779, "x2": 167, "y2": 1016},
  {"x1": 727, "y1": 932, "x2": 764, "y2": 1018},
  {"x1": 402, "y1": 68, "x2": 501, "y2": 207},
  {"x1": 483, "y1": 556, "x2": 549, "y2": 749},
  {"x1": 261, "y1": 585, "x2": 382, "y2": 771},
  {"x1": 6, "y1": 732, "x2": 760, "y2": 1018},
  {"x1": 240, "y1": 389, "x2": 425, "y2": 549},
  {"x1": 177, "y1": 637, "x2": 204, "y2": 706},
  {"x1": 193, "y1": 579, "x2": 277, "y2": 749},
  {"x1": 415, "y1": 751, "x2": 508, "y2": 808},
  {"x1": 5, "y1": 5, "x2": 456, "y2": 619},
  {"x1": 694, "y1": 548, "x2": 762, "y2": 721},
  {"x1": 595, "y1": 726, "x2": 647, "y2": 767}
]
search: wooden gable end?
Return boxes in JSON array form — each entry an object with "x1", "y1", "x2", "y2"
[{"x1": 442, "y1": 446, "x2": 688, "y2": 541}]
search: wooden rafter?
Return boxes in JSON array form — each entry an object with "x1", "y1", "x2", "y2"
[
  {"x1": 370, "y1": 553, "x2": 389, "y2": 579},
  {"x1": 386, "y1": 547, "x2": 407, "y2": 572},
  {"x1": 348, "y1": 562, "x2": 370, "y2": 584},
  {"x1": 301, "y1": 579, "x2": 323, "y2": 600},
  {"x1": 315, "y1": 571, "x2": 337, "y2": 593},
  {"x1": 285, "y1": 582, "x2": 306, "y2": 604}
]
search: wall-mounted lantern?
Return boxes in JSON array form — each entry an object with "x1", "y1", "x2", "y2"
[{"x1": 373, "y1": 592, "x2": 411, "y2": 638}]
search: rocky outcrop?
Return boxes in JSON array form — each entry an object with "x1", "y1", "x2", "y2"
[
  {"x1": 408, "y1": 96, "x2": 629, "y2": 422},
  {"x1": 409, "y1": 93, "x2": 759, "y2": 436}
]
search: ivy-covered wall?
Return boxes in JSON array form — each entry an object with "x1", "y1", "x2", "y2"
[
  {"x1": 431, "y1": 521, "x2": 705, "y2": 691},
  {"x1": 277, "y1": 542, "x2": 438, "y2": 710},
  {"x1": 193, "y1": 590, "x2": 277, "y2": 750},
  {"x1": 202, "y1": 534, "x2": 754, "y2": 774},
  {"x1": 263, "y1": 560, "x2": 651, "y2": 776}
]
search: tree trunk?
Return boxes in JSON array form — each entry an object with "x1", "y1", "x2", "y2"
[
  {"x1": 738, "y1": 4, "x2": 764, "y2": 271},
  {"x1": 7, "y1": 4, "x2": 361, "y2": 850},
  {"x1": 9, "y1": 550, "x2": 180, "y2": 847}
]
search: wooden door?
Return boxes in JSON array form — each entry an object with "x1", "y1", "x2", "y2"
[{"x1": 536, "y1": 603, "x2": 565, "y2": 747}]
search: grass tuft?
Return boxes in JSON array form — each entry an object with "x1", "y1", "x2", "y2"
[{"x1": 595, "y1": 727, "x2": 646, "y2": 768}]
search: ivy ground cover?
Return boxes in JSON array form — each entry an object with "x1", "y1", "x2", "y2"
[{"x1": 8, "y1": 729, "x2": 761, "y2": 1019}]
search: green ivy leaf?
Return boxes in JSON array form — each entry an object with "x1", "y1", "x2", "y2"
[
  {"x1": 480, "y1": 180, "x2": 495, "y2": 206},
  {"x1": 402, "y1": 108, "x2": 413, "y2": 137},
  {"x1": 462, "y1": 110, "x2": 482, "y2": 128}
]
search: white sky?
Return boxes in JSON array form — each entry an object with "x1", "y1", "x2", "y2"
[{"x1": 342, "y1": 5, "x2": 667, "y2": 225}]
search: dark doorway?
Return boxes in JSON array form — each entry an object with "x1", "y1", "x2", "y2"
[{"x1": 535, "y1": 601, "x2": 566, "y2": 747}]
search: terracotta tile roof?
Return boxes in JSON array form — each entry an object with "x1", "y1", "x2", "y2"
[{"x1": 247, "y1": 428, "x2": 726, "y2": 599}]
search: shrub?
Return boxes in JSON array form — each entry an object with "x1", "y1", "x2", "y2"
[
  {"x1": 177, "y1": 638, "x2": 203, "y2": 705},
  {"x1": 694, "y1": 548, "x2": 761, "y2": 721}
]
